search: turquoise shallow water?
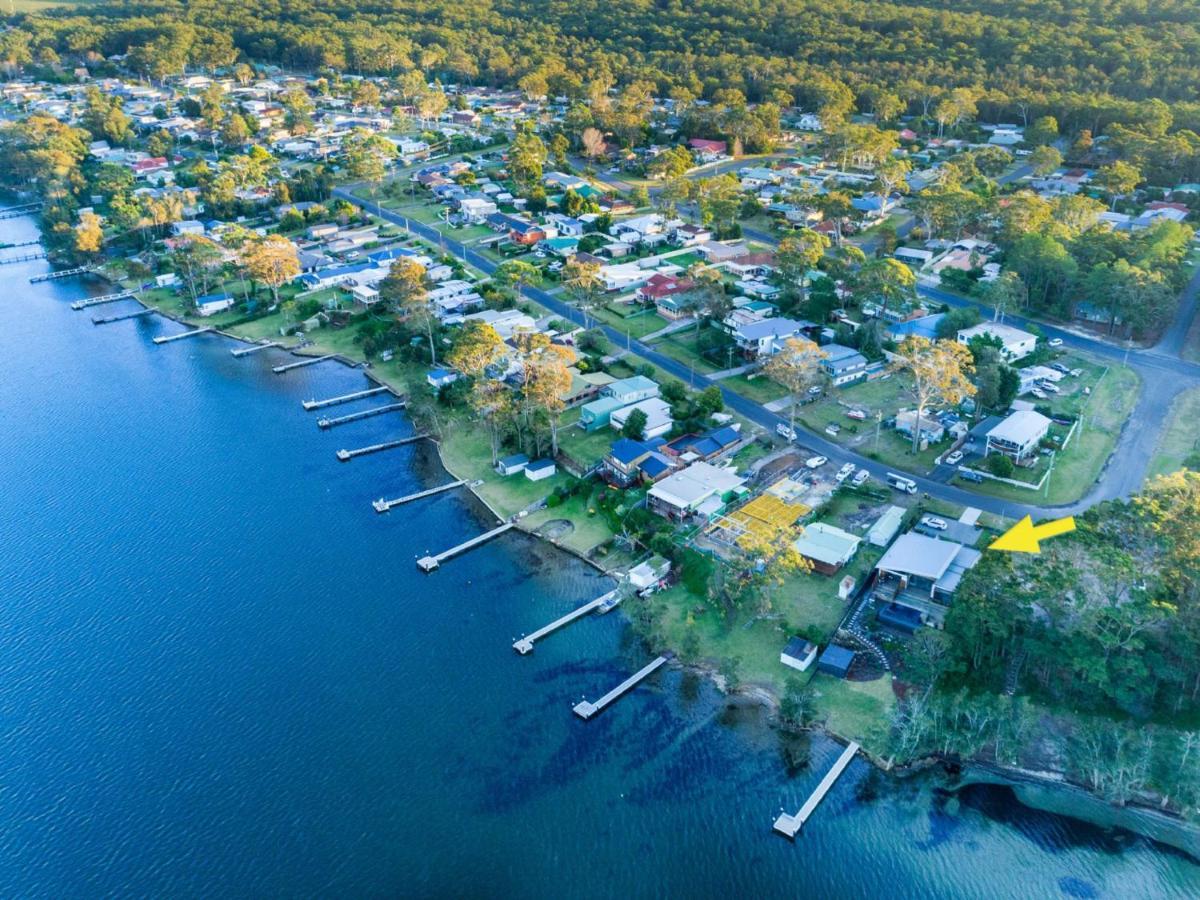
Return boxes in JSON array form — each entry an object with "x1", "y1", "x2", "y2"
[{"x1": 2, "y1": 213, "x2": 1199, "y2": 898}]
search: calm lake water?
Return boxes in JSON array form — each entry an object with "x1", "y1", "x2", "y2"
[{"x1": 2, "y1": 213, "x2": 1199, "y2": 898}]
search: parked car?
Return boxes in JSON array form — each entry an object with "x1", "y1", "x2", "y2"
[
  {"x1": 1048, "y1": 338, "x2": 1064, "y2": 347},
  {"x1": 835, "y1": 463, "x2": 855, "y2": 483},
  {"x1": 851, "y1": 469, "x2": 870, "y2": 487},
  {"x1": 1038, "y1": 381, "x2": 1060, "y2": 394},
  {"x1": 944, "y1": 450, "x2": 964, "y2": 466},
  {"x1": 775, "y1": 423, "x2": 797, "y2": 441},
  {"x1": 805, "y1": 455, "x2": 828, "y2": 469},
  {"x1": 1051, "y1": 363, "x2": 1071, "y2": 374},
  {"x1": 1070, "y1": 368, "x2": 1083, "y2": 377},
  {"x1": 846, "y1": 408, "x2": 867, "y2": 420},
  {"x1": 1031, "y1": 388, "x2": 1047, "y2": 399},
  {"x1": 921, "y1": 516, "x2": 948, "y2": 530},
  {"x1": 825, "y1": 424, "x2": 840, "y2": 436},
  {"x1": 958, "y1": 469, "x2": 985, "y2": 483},
  {"x1": 807, "y1": 385, "x2": 823, "y2": 395}
]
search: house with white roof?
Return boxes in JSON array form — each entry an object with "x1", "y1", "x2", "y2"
[
  {"x1": 956, "y1": 321, "x2": 1038, "y2": 361},
  {"x1": 985, "y1": 409, "x2": 1051, "y2": 462},
  {"x1": 873, "y1": 531, "x2": 982, "y2": 628},
  {"x1": 647, "y1": 461, "x2": 747, "y2": 521}
]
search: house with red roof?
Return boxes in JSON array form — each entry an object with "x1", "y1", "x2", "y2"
[
  {"x1": 636, "y1": 272, "x2": 697, "y2": 318},
  {"x1": 687, "y1": 138, "x2": 728, "y2": 162}
]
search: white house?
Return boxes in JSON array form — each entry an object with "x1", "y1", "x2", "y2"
[
  {"x1": 610, "y1": 397, "x2": 673, "y2": 439},
  {"x1": 985, "y1": 410, "x2": 1051, "y2": 462},
  {"x1": 459, "y1": 197, "x2": 498, "y2": 224},
  {"x1": 729, "y1": 317, "x2": 809, "y2": 357},
  {"x1": 647, "y1": 461, "x2": 746, "y2": 520},
  {"x1": 956, "y1": 321, "x2": 1038, "y2": 361}
]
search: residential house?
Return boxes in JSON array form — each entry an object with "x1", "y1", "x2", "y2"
[
  {"x1": 426, "y1": 368, "x2": 459, "y2": 389},
  {"x1": 662, "y1": 426, "x2": 742, "y2": 464},
  {"x1": 687, "y1": 138, "x2": 727, "y2": 162},
  {"x1": 647, "y1": 461, "x2": 746, "y2": 521},
  {"x1": 984, "y1": 409, "x2": 1051, "y2": 462},
  {"x1": 820, "y1": 343, "x2": 869, "y2": 386},
  {"x1": 601, "y1": 437, "x2": 671, "y2": 487},
  {"x1": 578, "y1": 375, "x2": 661, "y2": 431},
  {"x1": 636, "y1": 273, "x2": 696, "y2": 316},
  {"x1": 459, "y1": 197, "x2": 498, "y2": 224},
  {"x1": 610, "y1": 397, "x2": 673, "y2": 439},
  {"x1": 894, "y1": 408, "x2": 946, "y2": 447},
  {"x1": 872, "y1": 531, "x2": 982, "y2": 628},
  {"x1": 792, "y1": 522, "x2": 862, "y2": 575},
  {"x1": 729, "y1": 317, "x2": 810, "y2": 357},
  {"x1": 956, "y1": 321, "x2": 1037, "y2": 361}
]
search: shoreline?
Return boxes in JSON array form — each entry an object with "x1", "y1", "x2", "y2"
[{"x1": 45, "y1": 244, "x2": 1200, "y2": 864}]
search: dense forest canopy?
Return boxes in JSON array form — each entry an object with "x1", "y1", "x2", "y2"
[{"x1": 7, "y1": 0, "x2": 1200, "y2": 130}]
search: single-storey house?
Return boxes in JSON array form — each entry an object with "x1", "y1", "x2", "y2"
[
  {"x1": 427, "y1": 368, "x2": 459, "y2": 388},
  {"x1": 792, "y1": 522, "x2": 862, "y2": 575},
  {"x1": 627, "y1": 556, "x2": 672, "y2": 590},
  {"x1": 957, "y1": 322, "x2": 1038, "y2": 361}
]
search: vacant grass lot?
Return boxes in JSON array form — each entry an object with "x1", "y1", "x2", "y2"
[{"x1": 1147, "y1": 386, "x2": 1200, "y2": 480}]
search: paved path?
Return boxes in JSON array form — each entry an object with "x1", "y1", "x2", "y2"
[{"x1": 336, "y1": 186, "x2": 1200, "y2": 520}]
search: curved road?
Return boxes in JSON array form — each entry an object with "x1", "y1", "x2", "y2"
[{"x1": 336, "y1": 186, "x2": 1200, "y2": 520}]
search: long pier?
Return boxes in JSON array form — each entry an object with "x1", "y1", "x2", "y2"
[
  {"x1": 93, "y1": 307, "x2": 154, "y2": 325},
  {"x1": 573, "y1": 656, "x2": 669, "y2": 719},
  {"x1": 773, "y1": 741, "x2": 861, "y2": 838},
  {"x1": 231, "y1": 341, "x2": 281, "y2": 357},
  {"x1": 513, "y1": 589, "x2": 620, "y2": 655},
  {"x1": 153, "y1": 327, "x2": 213, "y2": 344},
  {"x1": 375, "y1": 477, "x2": 465, "y2": 511},
  {"x1": 417, "y1": 522, "x2": 515, "y2": 571},
  {"x1": 303, "y1": 386, "x2": 390, "y2": 410},
  {"x1": 0, "y1": 250, "x2": 46, "y2": 264},
  {"x1": 0, "y1": 203, "x2": 41, "y2": 220},
  {"x1": 71, "y1": 289, "x2": 137, "y2": 309},
  {"x1": 338, "y1": 434, "x2": 428, "y2": 462},
  {"x1": 30, "y1": 265, "x2": 91, "y2": 283},
  {"x1": 272, "y1": 354, "x2": 335, "y2": 374},
  {"x1": 318, "y1": 402, "x2": 406, "y2": 429}
]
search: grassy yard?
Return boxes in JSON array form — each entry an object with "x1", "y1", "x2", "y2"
[
  {"x1": 590, "y1": 303, "x2": 669, "y2": 339},
  {"x1": 722, "y1": 372, "x2": 788, "y2": 404},
  {"x1": 1147, "y1": 386, "x2": 1200, "y2": 480},
  {"x1": 521, "y1": 489, "x2": 618, "y2": 559},
  {"x1": 646, "y1": 328, "x2": 726, "y2": 375},
  {"x1": 808, "y1": 675, "x2": 896, "y2": 755}
]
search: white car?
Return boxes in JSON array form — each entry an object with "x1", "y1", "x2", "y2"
[
  {"x1": 825, "y1": 424, "x2": 840, "y2": 436},
  {"x1": 776, "y1": 423, "x2": 797, "y2": 441},
  {"x1": 851, "y1": 469, "x2": 870, "y2": 487},
  {"x1": 835, "y1": 463, "x2": 855, "y2": 483},
  {"x1": 944, "y1": 450, "x2": 963, "y2": 466},
  {"x1": 1048, "y1": 338, "x2": 1064, "y2": 347},
  {"x1": 805, "y1": 455, "x2": 828, "y2": 469},
  {"x1": 807, "y1": 385, "x2": 823, "y2": 395},
  {"x1": 1031, "y1": 388, "x2": 1047, "y2": 399},
  {"x1": 921, "y1": 516, "x2": 948, "y2": 531}
]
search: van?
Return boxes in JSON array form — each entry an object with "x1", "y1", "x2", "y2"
[{"x1": 886, "y1": 472, "x2": 918, "y2": 494}]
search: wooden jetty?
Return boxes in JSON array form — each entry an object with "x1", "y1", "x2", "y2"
[
  {"x1": 231, "y1": 341, "x2": 280, "y2": 357},
  {"x1": 30, "y1": 265, "x2": 91, "y2": 283},
  {"x1": 317, "y1": 401, "x2": 406, "y2": 429},
  {"x1": 573, "y1": 656, "x2": 669, "y2": 719},
  {"x1": 338, "y1": 434, "x2": 427, "y2": 462},
  {"x1": 374, "y1": 477, "x2": 465, "y2": 511},
  {"x1": 0, "y1": 250, "x2": 46, "y2": 264},
  {"x1": 303, "y1": 385, "x2": 390, "y2": 411},
  {"x1": 513, "y1": 589, "x2": 620, "y2": 655},
  {"x1": 153, "y1": 327, "x2": 213, "y2": 344},
  {"x1": 71, "y1": 289, "x2": 137, "y2": 310},
  {"x1": 272, "y1": 354, "x2": 335, "y2": 374},
  {"x1": 93, "y1": 307, "x2": 154, "y2": 325},
  {"x1": 773, "y1": 741, "x2": 860, "y2": 838},
  {"x1": 416, "y1": 522, "x2": 514, "y2": 571}
]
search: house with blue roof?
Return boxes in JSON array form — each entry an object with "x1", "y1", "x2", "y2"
[
  {"x1": 820, "y1": 343, "x2": 869, "y2": 386},
  {"x1": 887, "y1": 313, "x2": 945, "y2": 342},
  {"x1": 664, "y1": 425, "x2": 742, "y2": 463},
  {"x1": 602, "y1": 437, "x2": 671, "y2": 487}
]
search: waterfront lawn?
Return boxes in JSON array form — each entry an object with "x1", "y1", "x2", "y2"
[
  {"x1": 521, "y1": 489, "x2": 617, "y2": 558},
  {"x1": 808, "y1": 674, "x2": 896, "y2": 754},
  {"x1": 1147, "y1": 386, "x2": 1200, "y2": 480}
]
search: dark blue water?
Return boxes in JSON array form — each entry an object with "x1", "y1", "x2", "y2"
[{"x1": 2, "y1": 212, "x2": 1199, "y2": 898}]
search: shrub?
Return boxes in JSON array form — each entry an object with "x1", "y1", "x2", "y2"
[{"x1": 986, "y1": 453, "x2": 1015, "y2": 477}]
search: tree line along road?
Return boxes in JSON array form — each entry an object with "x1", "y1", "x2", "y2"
[{"x1": 335, "y1": 185, "x2": 1200, "y2": 521}]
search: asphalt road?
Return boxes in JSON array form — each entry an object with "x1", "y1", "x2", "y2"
[{"x1": 336, "y1": 185, "x2": 1200, "y2": 520}]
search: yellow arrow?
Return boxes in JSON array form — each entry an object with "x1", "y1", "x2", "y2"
[{"x1": 988, "y1": 515, "x2": 1075, "y2": 554}]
